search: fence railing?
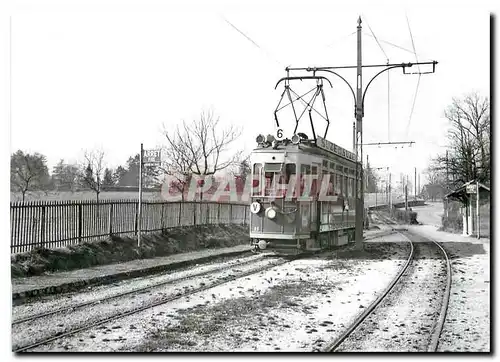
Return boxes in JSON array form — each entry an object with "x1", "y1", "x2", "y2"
[{"x1": 10, "y1": 200, "x2": 249, "y2": 254}]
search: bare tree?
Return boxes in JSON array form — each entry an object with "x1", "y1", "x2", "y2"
[
  {"x1": 160, "y1": 137, "x2": 196, "y2": 201},
  {"x1": 433, "y1": 92, "x2": 490, "y2": 187},
  {"x1": 80, "y1": 149, "x2": 106, "y2": 202},
  {"x1": 10, "y1": 150, "x2": 50, "y2": 202},
  {"x1": 162, "y1": 110, "x2": 242, "y2": 198}
]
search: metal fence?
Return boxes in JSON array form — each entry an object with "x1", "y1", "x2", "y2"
[{"x1": 10, "y1": 200, "x2": 249, "y2": 253}]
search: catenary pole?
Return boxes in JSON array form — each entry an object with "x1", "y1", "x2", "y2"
[{"x1": 355, "y1": 16, "x2": 364, "y2": 250}]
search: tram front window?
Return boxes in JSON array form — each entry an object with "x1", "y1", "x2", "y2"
[{"x1": 264, "y1": 163, "x2": 283, "y2": 196}]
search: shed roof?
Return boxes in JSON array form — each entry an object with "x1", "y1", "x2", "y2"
[{"x1": 444, "y1": 180, "x2": 490, "y2": 202}]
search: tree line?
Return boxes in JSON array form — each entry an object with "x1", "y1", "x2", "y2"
[
  {"x1": 11, "y1": 110, "x2": 246, "y2": 202},
  {"x1": 423, "y1": 92, "x2": 490, "y2": 200},
  {"x1": 10, "y1": 150, "x2": 162, "y2": 202}
]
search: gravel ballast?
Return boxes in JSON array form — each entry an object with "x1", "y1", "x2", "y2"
[{"x1": 21, "y1": 235, "x2": 410, "y2": 352}]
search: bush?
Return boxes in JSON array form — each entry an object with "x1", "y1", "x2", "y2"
[
  {"x1": 392, "y1": 208, "x2": 418, "y2": 224},
  {"x1": 441, "y1": 214, "x2": 462, "y2": 231}
]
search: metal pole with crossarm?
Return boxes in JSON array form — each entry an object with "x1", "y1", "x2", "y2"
[{"x1": 285, "y1": 18, "x2": 437, "y2": 251}]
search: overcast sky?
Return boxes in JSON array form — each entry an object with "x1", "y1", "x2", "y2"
[{"x1": 7, "y1": 1, "x2": 492, "y2": 185}]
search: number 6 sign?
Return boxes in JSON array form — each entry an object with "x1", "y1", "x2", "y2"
[{"x1": 275, "y1": 128, "x2": 284, "y2": 140}]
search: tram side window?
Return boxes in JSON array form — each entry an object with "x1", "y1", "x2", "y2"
[
  {"x1": 334, "y1": 173, "x2": 342, "y2": 195},
  {"x1": 299, "y1": 164, "x2": 311, "y2": 196},
  {"x1": 311, "y1": 166, "x2": 318, "y2": 195},
  {"x1": 252, "y1": 163, "x2": 262, "y2": 196},
  {"x1": 328, "y1": 171, "x2": 335, "y2": 196}
]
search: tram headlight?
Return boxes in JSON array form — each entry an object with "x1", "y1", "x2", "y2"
[
  {"x1": 256, "y1": 134, "x2": 265, "y2": 144},
  {"x1": 291, "y1": 134, "x2": 300, "y2": 144},
  {"x1": 258, "y1": 240, "x2": 267, "y2": 250},
  {"x1": 266, "y1": 207, "x2": 277, "y2": 220}
]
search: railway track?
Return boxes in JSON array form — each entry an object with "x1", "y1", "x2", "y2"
[
  {"x1": 321, "y1": 213, "x2": 451, "y2": 352},
  {"x1": 13, "y1": 253, "x2": 264, "y2": 325},
  {"x1": 13, "y1": 253, "x2": 303, "y2": 352}
]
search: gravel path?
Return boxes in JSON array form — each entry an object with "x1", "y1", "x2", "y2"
[{"x1": 23, "y1": 234, "x2": 410, "y2": 352}]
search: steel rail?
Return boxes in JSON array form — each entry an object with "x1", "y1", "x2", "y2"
[
  {"x1": 421, "y1": 235, "x2": 452, "y2": 352},
  {"x1": 320, "y1": 228, "x2": 414, "y2": 352},
  {"x1": 13, "y1": 255, "x2": 300, "y2": 352},
  {"x1": 12, "y1": 253, "x2": 264, "y2": 325},
  {"x1": 374, "y1": 213, "x2": 452, "y2": 351},
  {"x1": 321, "y1": 211, "x2": 451, "y2": 352}
]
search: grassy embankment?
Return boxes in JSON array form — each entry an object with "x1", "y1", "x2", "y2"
[{"x1": 11, "y1": 224, "x2": 250, "y2": 278}]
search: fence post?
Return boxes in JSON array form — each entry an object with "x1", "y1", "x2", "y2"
[
  {"x1": 229, "y1": 204, "x2": 233, "y2": 224},
  {"x1": 178, "y1": 202, "x2": 182, "y2": 226},
  {"x1": 108, "y1": 203, "x2": 114, "y2": 236},
  {"x1": 78, "y1": 203, "x2": 83, "y2": 243},
  {"x1": 161, "y1": 202, "x2": 165, "y2": 232},
  {"x1": 40, "y1": 204, "x2": 46, "y2": 247},
  {"x1": 193, "y1": 202, "x2": 196, "y2": 225},
  {"x1": 134, "y1": 201, "x2": 139, "y2": 235},
  {"x1": 217, "y1": 203, "x2": 221, "y2": 225},
  {"x1": 244, "y1": 205, "x2": 247, "y2": 225}
]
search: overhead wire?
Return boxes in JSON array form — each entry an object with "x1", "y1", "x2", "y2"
[
  {"x1": 404, "y1": 13, "x2": 422, "y2": 138},
  {"x1": 220, "y1": 15, "x2": 283, "y2": 68},
  {"x1": 325, "y1": 31, "x2": 357, "y2": 48},
  {"x1": 361, "y1": 15, "x2": 392, "y2": 144},
  {"x1": 362, "y1": 15, "x2": 389, "y2": 61}
]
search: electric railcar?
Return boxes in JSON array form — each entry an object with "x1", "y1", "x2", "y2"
[{"x1": 249, "y1": 133, "x2": 362, "y2": 253}]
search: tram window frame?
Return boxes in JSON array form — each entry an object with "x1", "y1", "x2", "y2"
[{"x1": 252, "y1": 163, "x2": 263, "y2": 196}]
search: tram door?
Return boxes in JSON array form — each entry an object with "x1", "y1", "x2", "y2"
[{"x1": 310, "y1": 163, "x2": 321, "y2": 233}]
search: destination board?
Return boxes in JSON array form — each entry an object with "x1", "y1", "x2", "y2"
[{"x1": 316, "y1": 136, "x2": 356, "y2": 162}]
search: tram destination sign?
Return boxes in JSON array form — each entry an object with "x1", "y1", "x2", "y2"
[{"x1": 316, "y1": 136, "x2": 356, "y2": 162}]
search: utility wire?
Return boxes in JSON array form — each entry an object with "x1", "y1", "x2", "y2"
[
  {"x1": 363, "y1": 32, "x2": 430, "y2": 61},
  {"x1": 404, "y1": 13, "x2": 422, "y2": 138},
  {"x1": 362, "y1": 15, "x2": 388, "y2": 61},
  {"x1": 405, "y1": 13, "x2": 421, "y2": 72},
  {"x1": 325, "y1": 31, "x2": 357, "y2": 48},
  {"x1": 220, "y1": 14, "x2": 282, "y2": 67}
]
